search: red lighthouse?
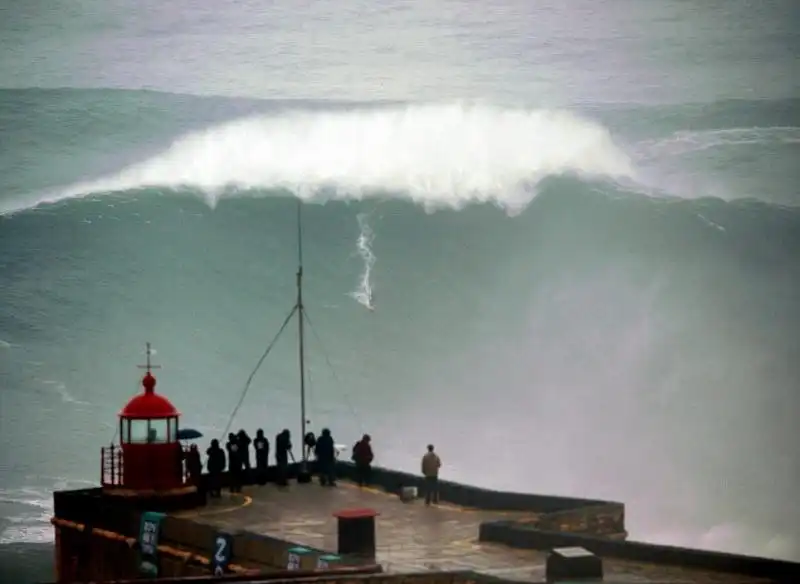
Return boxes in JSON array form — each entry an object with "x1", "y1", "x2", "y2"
[{"x1": 101, "y1": 344, "x2": 188, "y2": 495}]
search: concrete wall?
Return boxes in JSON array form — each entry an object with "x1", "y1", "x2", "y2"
[
  {"x1": 159, "y1": 515, "x2": 351, "y2": 572},
  {"x1": 52, "y1": 519, "x2": 522, "y2": 584},
  {"x1": 54, "y1": 524, "x2": 139, "y2": 582},
  {"x1": 52, "y1": 521, "x2": 384, "y2": 583},
  {"x1": 198, "y1": 461, "x2": 626, "y2": 517},
  {"x1": 332, "y1": 462, "x2": 626, "y2": 524},
  {"x1": 479, "y1": 520, "x2": 800, "y2": 582},
  {"x1": 531, "y1": 503, "x2": 625, "y2": 536}
]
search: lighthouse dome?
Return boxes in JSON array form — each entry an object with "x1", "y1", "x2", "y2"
[{"x1": 119, "y1": 372, "x2": 179, "y2": 419}]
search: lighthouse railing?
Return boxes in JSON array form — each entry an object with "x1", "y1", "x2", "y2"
[{"x1": 101, "y1": 445, "x2": 124, "y2": 487}]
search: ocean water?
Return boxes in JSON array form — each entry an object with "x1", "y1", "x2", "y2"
[{"x1": 1, "y1": 0, "x2": 799, "y2": 580}]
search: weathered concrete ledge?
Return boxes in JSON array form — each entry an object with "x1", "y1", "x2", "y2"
[{"x1": 192, "y1": 461, "x2": 624, "y2": 519}]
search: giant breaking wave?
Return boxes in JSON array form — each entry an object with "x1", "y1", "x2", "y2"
[{"x1": 5, "y1": 103, "x2": 637, "y2": 215}]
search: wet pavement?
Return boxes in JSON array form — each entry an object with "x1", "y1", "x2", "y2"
[{"x1": 174, "y1": 482, "x2": 772, "y2": 583}]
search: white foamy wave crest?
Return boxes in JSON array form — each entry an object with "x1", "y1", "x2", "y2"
[
  {"x1": 0, "y1": 487, "x2": 54, "y2": 544},
  {"x1": 637, "y1": 126, "x2": 800, "y2": 161},
  {"x1": 21, "y1": 103, "x2": 635, "y2": 214},
  {"x1": 0, "y1": 480, "x2": 96, "y2": 544},
  {"x1": 39, "y1": 379, "x2": 91, "y2": 406}
]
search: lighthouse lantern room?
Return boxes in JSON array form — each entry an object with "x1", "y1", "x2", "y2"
[{"x1": 101, "y1": 344, "x2": 186, "y2": 493}]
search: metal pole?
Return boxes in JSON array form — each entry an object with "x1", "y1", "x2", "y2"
[{"x1": 296, "y1": 201, "x2": 308, "y2": 464}]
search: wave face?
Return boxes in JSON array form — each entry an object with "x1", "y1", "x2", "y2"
[{"x1": 1, "y1": 86, "x2": 800, "y2": 565}]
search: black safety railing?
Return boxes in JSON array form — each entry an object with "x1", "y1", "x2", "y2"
[{"x1": 101, "y1": 445, "x2": 125, "y2": 487}]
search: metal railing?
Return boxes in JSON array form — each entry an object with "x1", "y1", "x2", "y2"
[
  {"x1": 101, "y1": 445, "x2": 197, "y2": 489},
  {"x1": 101, "y1": 445, "x2": 125, "y2": 487}
]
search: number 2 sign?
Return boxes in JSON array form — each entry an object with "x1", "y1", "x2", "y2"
[{"x1": 211, "y1": 532, "x2": 233, "y2": 575}]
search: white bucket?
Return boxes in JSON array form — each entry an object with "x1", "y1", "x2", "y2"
[{"x1": 400, "y1": 486, "x2": 417, "y2": 502}]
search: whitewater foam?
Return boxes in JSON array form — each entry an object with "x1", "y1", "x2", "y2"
[
  {"x1": 7, "y1": 103, "x2": 636, "y2": 215},
  {"x1": 40, "y1": 379, "x2": 92, "y2": 407},
  {"x1": 636, "y1": 126, "x2": 800, "y2": 161},
  {"x1": 0, "y1": 481, "x2": 94, "y2": 544}
]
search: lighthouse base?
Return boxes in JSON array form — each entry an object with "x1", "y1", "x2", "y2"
[
  {"x1": 56, "y1": 486, "x2": 206, "y2": 533},
  {"x1": 53, "y1": 486, "x2": 207, "y2": 582},
  {"x1": 102, "y1": 485, "x2": 200, "y2": 499}
]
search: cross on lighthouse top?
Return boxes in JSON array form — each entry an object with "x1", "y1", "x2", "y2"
[
  {"x1": 119, "y1": 342, "x2": 178, "y2": 418},
  {"x1": 137, "y1": 342, "x2": 161, "y2": 394},
  {"x1": 137, "y1": 342, "x2": 161, "y2": 374}
]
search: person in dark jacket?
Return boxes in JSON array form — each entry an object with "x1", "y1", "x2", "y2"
[
  {"x1": 351, "y1": 434, "x2": 374, "y2": 487},
  {"x1": 206, "y1": 439, "x2": 226, "y2": 498},
  {"x1": 226, "y1": 432, "x2": 242, "y2": 493},
  {"x1": 186, "y1": 444, "x2": 203, "y2": 486},
  {"x1": 237, "y1": 429, "x2": 252, "y2": 473},
  {"x1": 314, "y1": 428, "x2": 336, "y2": 486},
  {"x1": 275, "y1": 429, "x2": 292, "y2": 487},
  {"x1": 177, "y1": 443, "x2": 186, "y2": 483},
  {"x1": 304, "y1": 431, "x2": 317, "y2": 460},
  {"x1": 253, "y1": 429, "x2": 269, "y2": 485}
]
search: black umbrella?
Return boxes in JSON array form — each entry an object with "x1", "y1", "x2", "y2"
[{"x1": 177, "y1": 428, "x2": 203, "y2": 441}]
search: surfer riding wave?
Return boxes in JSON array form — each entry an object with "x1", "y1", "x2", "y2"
[{"x1": 351, "y1": 212, "x2": 377, "y2": 312}]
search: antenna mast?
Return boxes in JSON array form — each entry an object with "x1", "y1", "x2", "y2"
[{"x1": 296, "y1": 200, "x2": 308, "y2": 464}]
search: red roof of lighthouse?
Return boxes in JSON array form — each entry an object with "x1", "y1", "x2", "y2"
[{"x1": 119, "y1": 371, "x2": 180, "y2": 419}]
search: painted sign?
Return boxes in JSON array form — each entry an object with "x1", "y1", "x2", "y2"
[
  {"x1": 287, "y1": 551, "x2": 301, "y2": 570},
  {"x1": 287, "y1": 546, "x2": 312, "y2": 570},
  {"x1": 138, "y1": 511, "x2": 166, "y2": 576},
  {"x1": 317, "y1": 554, "x2": 340, "y2": 569},
  {"x1": 211, "y1": 532, "x2": 233, "y2": 575}
]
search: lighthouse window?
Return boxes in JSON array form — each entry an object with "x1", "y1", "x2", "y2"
[
  {"x1": 125, "y1": 419, "x2": 170, "y2": 443},
  {"x1": 128, "y1": 420, "x2": 150, "y2": 443},
  {"x1": 148, "y1": 419, "x2": 169, "y2": 443}
]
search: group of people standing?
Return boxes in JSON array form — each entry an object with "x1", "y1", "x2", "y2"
[
  {"x1": 199, "y1": 427, "x2": 369, "y2": 497},
  {"x1": 202, "y1": 427, "x2": 298, "y2": 496},
  {"x1": 186, "y1": 428, "x2": 442, "y2": 506}
]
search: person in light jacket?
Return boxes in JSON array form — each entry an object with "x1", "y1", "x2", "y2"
[{"x1": 421, "y1": 444, "x2": 441, "y2": 505}]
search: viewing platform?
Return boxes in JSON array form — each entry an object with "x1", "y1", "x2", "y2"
[
  {"x1": 53, "y1": 462, "x2": 798, "y2": 583},
  {"x1": 49, "y1": 346, "x2": 798, "y2": 583}
]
